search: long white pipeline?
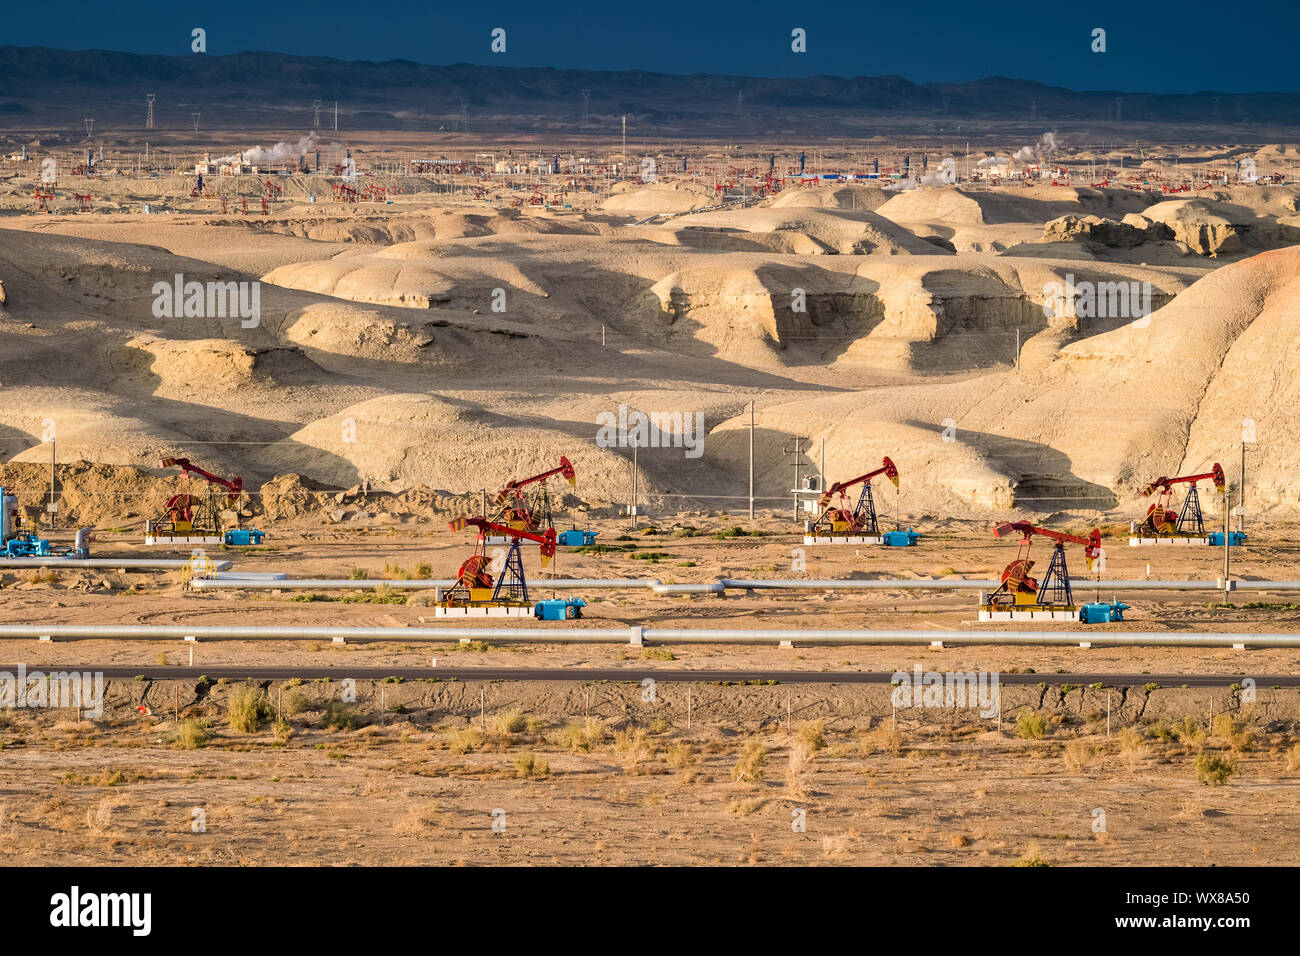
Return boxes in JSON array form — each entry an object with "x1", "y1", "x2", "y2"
[
  {"x1": 186, "y1": 575, "x2": 1300, "y2": 593},
  {"x1": 0, "y1": 624, "x2": 1296, "y2": 647}
]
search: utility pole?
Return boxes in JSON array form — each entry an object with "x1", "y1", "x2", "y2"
[
  {"x1": 145, "y1": 93, "x2": 155, "y2": 130},
  {"x1": 1239, "y1": 440, "x2": 1247, "y2": 534},
  {"x1": 48, "y1": 439, "x2": 56, "y2": 530},
  {"x1": 786, "y1": 438, "x2": 802, "y2": 519},
  {"x1": 1222, "y1": 487, "x2": 1231, "y2": 605},
  {"x1": 621, "y1": 115, "x2": 627, "y2": 164},
  {"x1": 333, "y1": 101, "x2": 338, "y2": 132},
  {"x1": 748, "y1": 400, "x2": 755, "y2": 520},
  {"x1": 629, "y1": 441, "x2": 639, "y2": 530}
]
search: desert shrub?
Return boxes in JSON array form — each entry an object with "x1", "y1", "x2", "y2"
[
  {"x1": 514, "y1": 753, "x2": 549, "y2": 778},
  {"x1": 1211, "y1": 714, "x2": 1254, "y2": 752},
  {"x1": 860, "y1": 725, "x2": 903, "y2": 755},
  {"x1": 1195, "y1": 752, "x2": 1235, "y2": 786},
  {"x1": 1015, "y1": 711, "x2": 1050, "y2": 740},
  {"x1": 226, "y1": 686, "x2": 270, "y2": 734},
  {"x1": 284, "y1": 690, "x2": 311, "y2": 715},
  {"x1": 1063, "y1": 739, "x2": 1093, "y2": 771},
  {"x1": 1175, "y1": 717, "x2": 1207, "y2": 747},
  {"x1": 666, "y1": 742, "x2": 695, "y2": 768},
  {"x1": 1284, "y1": 743, "x2": 1300, "y2": 772},
  {"x1": 324, "y1": 701, "x2": 360, "y2": 731},
  {"x1": 731, "y1": 740, "x2": 767, "y2": 785},
  {"x1": 494, "y1": 709, "x2": 536, "y2": 735},
  {"x1": 447, "y1": 727, "x2": 484, "y2": 754},
  {"x1": 176, "y1": 718, "x2": 208, "y2": 749},
  {"x1": 798, "y1": 720, "x2": 826, "y2": 753},
  {"x1": 613, "y1": 728, "x2": 655, "y2": 773},
  {"x1": 1117, "y1": 727, "x2": 1146, "y2": 767}
]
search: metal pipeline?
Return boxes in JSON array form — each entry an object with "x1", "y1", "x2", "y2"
[
  {"x1": 186, "y1": 575, "x2": 1300, "y2": 593},
  {"x1": 0, "y1": 623, "x2": 1295, "y2": 647},
  {"x1": 0, "y1": 557, "x2": 233, "y2": 570}
]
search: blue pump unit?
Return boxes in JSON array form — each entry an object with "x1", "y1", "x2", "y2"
[
  {"x1": 223, "y1": 528, "x2": 265, "y2": 546},
  {"x1": 534, "y1": 597, "x2": 586, "y2": 620},
  {"x1": 1080, "y1": 601, "x2": 1129, "y2": 623},
  {"x1": 881, "y1": 528, "x2": 921, "y2": 547},
  {"x1": 556, "y1": 529, "x2": 598, "y2": 547},
  {"x1": 1207, "y1": 531, "x2": 1247, "y2": 546}
]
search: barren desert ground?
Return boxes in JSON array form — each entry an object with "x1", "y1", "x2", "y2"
[{"x1": 3, "y1": 124, "x2": 1300, "y2": 866}]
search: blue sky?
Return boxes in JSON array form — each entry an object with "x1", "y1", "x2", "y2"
[{"x1": 5, "y1": 0, "x2": 1296, "y2": 93}]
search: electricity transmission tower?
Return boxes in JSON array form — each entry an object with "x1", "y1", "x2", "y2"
[{"x1": 145, "y1": 93, "x2": 155, "y2": 130}]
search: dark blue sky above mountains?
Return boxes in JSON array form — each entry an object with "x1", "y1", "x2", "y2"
[{"x1": 7, "y1": 0, "x2": 1296, "y2": 93}]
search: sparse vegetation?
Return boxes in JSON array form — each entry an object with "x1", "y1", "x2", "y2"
[
  {"x1": 175, "y1": 719, "x2": 208, "y2": 749},
  {"x1": 731, "y1": 740, "x2": 767, "y2": 785},
  {"x1": 514, "y1": 753, "x2": 550, "y2": 778},
  {"x1": 613, "y1": 728, "x2": 655, "y2": 773},
  {"x1": 226, "y1": 686, "x2": 271, "y2": 733},
  {"x1": 1195, "y1": 752, "x2": 1235, "y2": 786},
  {"x1": 797, "y1": 720, "x2": 826, "y2": 753},
  {"x1": 1014, "y1": 711, "x2": 1050, "y2": 740},
  {"x1": 448, "y1": 727, "x2": 484, "y2": 754},
  {"x1": 324, "y1": 701, "x2": 361, "y2": 731}
]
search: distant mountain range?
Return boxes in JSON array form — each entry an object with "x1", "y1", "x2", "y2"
[{"x1": 2, "y1": 46, "x2": 1298, "y2": 137}]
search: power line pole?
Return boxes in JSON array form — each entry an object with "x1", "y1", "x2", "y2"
[
  {"x1": 629, "y1": 441, "x2": 639, "y2": 530},
  {"x1": 748, "y1": 400, "x2": 755, "y2": 520},
  {"x1": 145, "y1": 93, "x2": 155, "y2": 130},
  {"x1": 313, "y1": 100, "x2": 322, "y2": 130}
]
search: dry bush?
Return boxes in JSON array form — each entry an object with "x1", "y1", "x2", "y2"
[
  {"x1": 447, "y1": 727, "x2": 484, "y2": 755},
  {"x1": 1117, "y1": 727, "x2": 1146, "y2": 768},
  {"x1": 558, "y1": 718, "x2": 605, "y2": 753},
  {"x1": 821, "y1": 834, "x2": 850, "y2": 857},
  {"x1": 86, "y1": 797, "x2": 123, "y2": 834},
  {"x1": 226, "y1": 686, "x2": 270, "y2": 734},
  {"x1": 731, "y1": 740, "x2": 767, "y2": 786},
  {"x1": 176, "y1": 718, "x2": 208, "y2": 750},
  {"x1": 495, "y1": 710, "x2": 541, "y2": 735},
  {"x1": 797, "y1": 720, "x2": 826, "y2": 753},
  {"x1": 1014, "y1": 710, "x2": 1050, "y2": 740},
  {"x1": 1285, "y1": 743, "x2": 1300, "y2": 772},
  {"x1": 785, "y1": 740, "x2": 815, "y2": 798},
  {"x1": 396, "y1": 801, "x2": 440, "y2": 834},
  {"x1": 1063, "y1": 739, "x2": 1094, "y2": 771},
  {"x1": 514, "y1": 753, "x2": 550, "y2": 778},
  {"x1": 859, "y1": 724, "x2": 903, "y2": 756},
  {"x1": 728, "y1": 797, "x2": 765, "y2": 817},
  {"x1": 1014, "y1": 844, "x2": 1051, "y2": 867},
  {"x1": 1211, "y1": 714, "x2": 1254, "y2": 752},
  {"x1": 612, "y1": 728, "x2": 655, "y2": 774},
  {"x1": 1175, "y1": 717, "x2": 1207, "y2": 747},
  {"x1": 1195, "y1": 752, "x2": 1235, "y2": 786},
  {"x1": 666, "y1": 741, "x2": 696, "y2": 768}
]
